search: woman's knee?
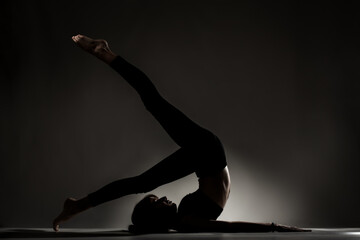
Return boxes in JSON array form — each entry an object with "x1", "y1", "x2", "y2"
[{"x1": 198, "y1": 131, "x2": 222, "y2": 147}]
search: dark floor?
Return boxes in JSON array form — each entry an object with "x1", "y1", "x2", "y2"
[{"x1": 1, "y1": 228, "x2": 360, "y2": 240}]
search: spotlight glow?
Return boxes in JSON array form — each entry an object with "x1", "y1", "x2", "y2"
[{"x1": 219, "y1": 148, "x2": 303, "y2": 225}]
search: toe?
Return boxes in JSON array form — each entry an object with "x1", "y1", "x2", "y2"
[
  {"x1": 53, "y1": 219, "x2": 59, "y2": 231},
  {"x1": 53, "y1": 224, "x2": 59, "y2": 232}
]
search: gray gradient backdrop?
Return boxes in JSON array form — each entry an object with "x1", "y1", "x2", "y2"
[{"x1": 2, "y1": 0, "x2": 360, "y2": 229}]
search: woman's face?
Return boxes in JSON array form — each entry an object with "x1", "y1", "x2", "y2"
[
  {"x1": 147, "y1": 195, "x2": 177, "y2": 212},
  {"x1": 132, "y1": 194, "x2": 178, "y2": 229}
]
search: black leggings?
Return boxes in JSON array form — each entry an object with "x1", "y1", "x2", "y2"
[{"x1": 87, "y1": 56, "x2": 226, "y2": 206}]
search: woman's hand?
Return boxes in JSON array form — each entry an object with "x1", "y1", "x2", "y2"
[{"x1": 275, "y1": 223, "x2": 311, "y2": 232}]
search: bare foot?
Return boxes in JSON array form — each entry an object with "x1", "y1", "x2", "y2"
[
  {"x1": 53, "y1": 198, "x2": 81, "y2": 232},
  {"x1": 72, "y1": 34, "x2": 116, "y2": 64}
]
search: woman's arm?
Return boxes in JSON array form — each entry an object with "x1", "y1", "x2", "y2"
[{"x1": 179, "y1": 216, "x2": 310, "y2": 232}]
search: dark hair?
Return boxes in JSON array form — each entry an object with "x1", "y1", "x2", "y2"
[{"x1": 129, "y1": 195, "x2": 173, "y2": 233}]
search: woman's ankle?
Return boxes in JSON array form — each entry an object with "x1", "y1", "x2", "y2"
[
  {"x1": 76, "y1": 197, "x2": 93, "y2": 212},
  {"x1": 101, "y1": 51, "x2": 117, "y2": 64}
]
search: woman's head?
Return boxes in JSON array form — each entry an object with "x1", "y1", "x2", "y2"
[{"x1": 131, "y1": 194, "x2": 177, "y2": 232}]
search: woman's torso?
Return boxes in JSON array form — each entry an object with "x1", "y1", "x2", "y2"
[
  {"x1": 177, "y1": 166, "x2": 231, "y2": 223},
  {"x1": 198, "y1": 166, "x2": 231, "y2": 209},
  {"x1": 177, "y1": 133, "x2": 230, "y2": 222}
]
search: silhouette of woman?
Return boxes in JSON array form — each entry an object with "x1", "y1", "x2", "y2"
[{"x1": 53, "y1": 35, "x2": 309, "y2": 233}]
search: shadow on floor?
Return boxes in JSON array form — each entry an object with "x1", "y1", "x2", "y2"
[{"x1": 0, "y1": 228, "x2": 133, "y2": 238}]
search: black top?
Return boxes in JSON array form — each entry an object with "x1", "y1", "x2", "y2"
[{"x1": 178, "y1": 189, "x2": 223, "y2": 220}]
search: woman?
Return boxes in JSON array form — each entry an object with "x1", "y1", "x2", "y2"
[{"x1": 53, "y1": 35, "x2": 309, "y2": 233}]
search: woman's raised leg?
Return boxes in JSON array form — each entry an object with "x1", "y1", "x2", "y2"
[{"x1": 72, "y1": 34, "x2": 216, "y2": 148}]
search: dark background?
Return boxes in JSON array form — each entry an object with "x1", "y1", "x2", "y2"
[{"x1": 2, "y1": 0, "x2": 359, "y2": 228}]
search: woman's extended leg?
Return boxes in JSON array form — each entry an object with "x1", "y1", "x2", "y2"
[
  {"x1": 53, "y1": 148, "x2": 198, "y2": 231},
  {"x1": 72, "y1": 34, "x2": 215, "y2": 148},
  {"x1": 86, "y1": 147, "x2": 202, "y2": 206},
  {"x1": 109, "y1": 55, "x2": 216, "y2": 148}
]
